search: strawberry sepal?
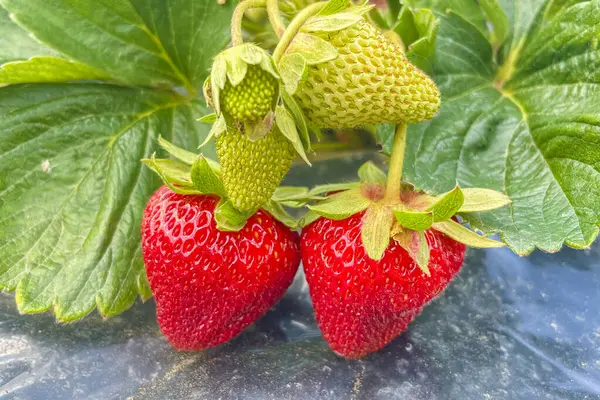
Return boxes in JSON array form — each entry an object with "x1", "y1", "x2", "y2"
[
  {"x1": 302, "y1": 161, "x2": 511, "y2": 269},
  {"x1": 142, "y1": 137, "x2": 305, "y2": 232}
]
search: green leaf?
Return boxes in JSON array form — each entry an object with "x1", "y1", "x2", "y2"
[
  {"x1": 427, "y1": 185, "x2": 464, "y2": 222},
  {"x1": 301, "y1": 13, "x2": 362, "y2": 33},
  {"x1": 275, "y1": 105, "x2": 311, "y2": 165},
  {"x1": 308, "y1": 189, "x2": 371, "y2": 220},
  {"x1": 300, "y1": 209, "x2": 322, "y2": 227},
  {"x1": 0, "y1": 56, "x2": 109, "y2": 85},
  {"x1": 238, "y1": 43, "x2": 264, "y2": 65},
  {"x1": 376, "y1": 124, "x2": 395, "y2": 157},
  {"x1": 225, "y1": 54, "x2": 248, "y2": 87},
  {"x1": 286, "y1": 33, "x2": 338, "y2": 65},
  {"x1": 368, "y1": 8, "x2": 389, "y2": 30},
  {"x1": 405, "y1": 0, "x2": 487, "y2": 35},
  {"x1": 271, "y1": 186, "x2": 325, "y2": 204},
  {"x1": 198, "y1": 113, "x2": 217, "y2": 124},
  {"x1": 0, "y1": 0, "x2": 235, "y2": 89},
  {"x1": 479, "y1": 0, "x2": 509, "y2": 46},
  {"x1": 272, "y1": 186, "x2": 307, "y2": 200},
  {"x1": 387, "y1": 0, "x2": 402, "y2": 21},
  {"x1": 214, "y1": 199, "x2": 252, "y2": 231},
  {"x1": 393, "y1": 208, "x2": 434, "y2": 231},
  {"x1": 394, "y1": 7, "x2": 419, "y2": 47},
  {"x1": 279, "y1": 53, "x2": 307, "y2": 95},
  {"x1": 394, "y1": 229, "x2": 430, "y2": 275},
  {"x1": 0, "y1": 7, "x2": 108, "y2": 85},
  {"x1": 190, "y1": 156, "x2": 226, "y2": 197},
  {"x1": 158, "y1": 136, "x2": 198, "y2": 165},
  {"x1": 317, "y1": 0, "x2": 350, "y2": 16},
  {"x1": 0, "y1": 6, "x2": 55, "y2": 63},
  {"x1": 345, "y1": 4, "x2": 375, "y2": 16},
  {"x1": 0, "y1": 84, "x2": 212, "y2": 321},
  {"x1": 392, "y1": 7, "x2": 438, "y2": 73},
  {"x1": 433, "y1": 220, "x2": 505, "y2": 249},
  {"x1": 201, "y1": 114, "x2": 227, "y2": 148},
  {"x1": 361, "y1": 205, "x2": 394, "y2": 261},
  {"x1": 308, "y1": 182, "x2": 360, "y2": 196},
  {"x1": 281, "y1": 91, "x2": 310, "y2": 151},
  {"x1": 358, "y1": 161, "x2": 387, "y2": 184},
  {"x1": 246, "y1": 111, "x2": 275, "y2": 141},
  {"x1": 211, "y1": 55, "x2": 227, "y2": 113},
  {"x1": 262, "y1": 200, "x2": 299, "y2": 229},
  {"x1": 459, "y1": 188, "x2": 511, "y2": 212},
  {"x1": 142, "y1": 156, "x2": 195, "y2": 189},
  {"x1": 403, "y1": 1, "x2": 600, "y2": 255}
]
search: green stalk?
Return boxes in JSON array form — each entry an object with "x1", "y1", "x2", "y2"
[
  {"x1": 267, "y1": 0, "x2": 286, "y2": 38},
  {"x1": 231, "y1": 0, "x2": 268, "y2": 46},
  {"x1": 384, "y1": 122, "x2": 407, "y2": 203},
  {"x1": 272, "y1": 1, "x2": 327, "y2": 62}
]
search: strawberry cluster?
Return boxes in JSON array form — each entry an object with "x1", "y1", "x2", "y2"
[{"x1": 140, "y1": 0, "x2": 511, "y2": 358}]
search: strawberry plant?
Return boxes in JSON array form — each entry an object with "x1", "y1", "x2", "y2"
[{"x1": 0, "y1": 0, "x2": 599, "y2": 359}]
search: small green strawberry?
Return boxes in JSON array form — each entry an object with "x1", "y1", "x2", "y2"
[
  {"x1": 208, "y1": 43, "x2": 280, "y2": 123},
  {"x1": 221, "y1": 65, "x2": 278, "y2": 121},
  {"x1": 292, "y1": 19, "x2": 440, "y2": 128},
  {"x1": 216, "y1": 124, "x2": 296, "y2": 212}
]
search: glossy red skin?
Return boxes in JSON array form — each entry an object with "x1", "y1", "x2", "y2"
[
  {"x1": 142, "y1": 186, "x2": 301, "y2": 350},
  {"x1": 301, "y1": 212, "x2": 466, "y2": 358}
]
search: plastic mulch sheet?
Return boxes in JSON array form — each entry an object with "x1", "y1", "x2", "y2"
[{"x1": 1, "y1": 155, "x2": 599, "y2": 400}]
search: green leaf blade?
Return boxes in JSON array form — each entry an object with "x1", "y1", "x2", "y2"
[
  {"x1": 190, "y1": 156, "x2": 226, "y2": 197},
  {"x1": 361, "y1": 205, "x2": 394, "y2": 261},
  {"x1": 427, "y1": 185, "x2": 464, "y2": 222},
  {"x1": 301, "y1": 13, "x2": 362, "y2": 33},
  {"x1": 279, "y1": 53, "x2": 307, "y2": 95},
  {"x1": 433, "y1": 220, "x2": 504, "y2": 249},
  {"x1": 358, "y1": 161, "x2": 387, "y2": 185},
  {"x1": 393, "y1": 209, "x2": 434, "y2": 231},
  {"x1": 403, "y1": 2, "x2": 600, "y2": 255},
  {"x1": 0, "y1": 56, "x2": 110, "y2": 85},
  {"x1": 286, "y1": 33, "x2": 338, "y2": 65},
  {"x1": 0, "y1": 84, "x2": 211, "y2": 320},
  {"x1": 0, "y1": 0, "x2": 235, "y2": 89},
  {"x1": 308, "y1": 189, "x2": 371, "y2": 220}
]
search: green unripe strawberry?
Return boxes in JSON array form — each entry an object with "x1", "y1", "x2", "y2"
[
  {"x1": 221, "y1": 65, "x2": 278, "y2": 121},
  {"x1": 209, "y1": 44, "x2": 281, "y2": 124},
  {"x1": 216, "y1": 125, "x2": 295, "y2": 212},
  {"x1": 294, "y1": 20, "x2": 440, "y2": 128}
]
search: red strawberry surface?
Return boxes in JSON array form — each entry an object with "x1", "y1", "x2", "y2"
[
  {"x1": 301, "y1": 212, "x2": 466, "y2": 358},
  {"x1": 142, "y1": 186, "x2": 301, "y2": 350}
]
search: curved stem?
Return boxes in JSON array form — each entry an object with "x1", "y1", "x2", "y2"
[
  {"x1": 272, "y1": 1, "x2": 327, "y2": 62},
  {"x1": 231, "y1": 0, "x2": 268, "y2": 46},
  {"x1": 384, "y1": 122, "x2": 407, "y2": 203},
  {"x1": 267, "y1": 0, "x2": 286, "y2": 38}
]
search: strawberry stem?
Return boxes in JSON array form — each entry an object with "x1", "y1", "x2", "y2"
[
  {"x1": 272, "y1": 1, "x2": 327, "y2": 62},
  {"x1": 231, "y1": 0, "x2": 267, "y2": 46},
  {"x1": 384, "y1": 122, "x2": 407, "y2": 203},
  {"x1": 267, "y1": 0, "x2": 286, "y2": 38}
]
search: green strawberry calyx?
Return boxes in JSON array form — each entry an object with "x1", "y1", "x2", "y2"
[
  {"x1": 141, "y1": 136, "x2": 305, "y2": 232},
  {"x1": 202, "y1": 44, "x2": 313, "y2": 165},
  {"x1": 206, "y1": 43, "x2": 279, "y2": 118},
  {"x1": 302, "y1": 161, "x2": 512, "y2": 274}
]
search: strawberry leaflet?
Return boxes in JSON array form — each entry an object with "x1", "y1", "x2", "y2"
[{"x1": 398, "y1": 0, "x2": 600, "y2": 254}]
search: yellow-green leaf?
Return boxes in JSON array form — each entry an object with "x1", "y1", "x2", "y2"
[
  {"x1": 393, "y1": 208, "x2": 434, "y2": 231},
  {"x1": 433, "y1": 220, "x2": 504, "y2": 248},
  {"x1": 459, "y1": 188, "x2": 511, "y2": 212},
  {"x1": 361, "y1": 205, "x2": 394, "y2": 261}
]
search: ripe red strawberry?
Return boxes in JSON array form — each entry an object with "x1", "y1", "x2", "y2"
[
  {"x1": 142, "y1": 185, "x2": 301, "y2": 350},
  {"x1": 301, "y1": 212, "x2": 466, "y2": 358}
]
